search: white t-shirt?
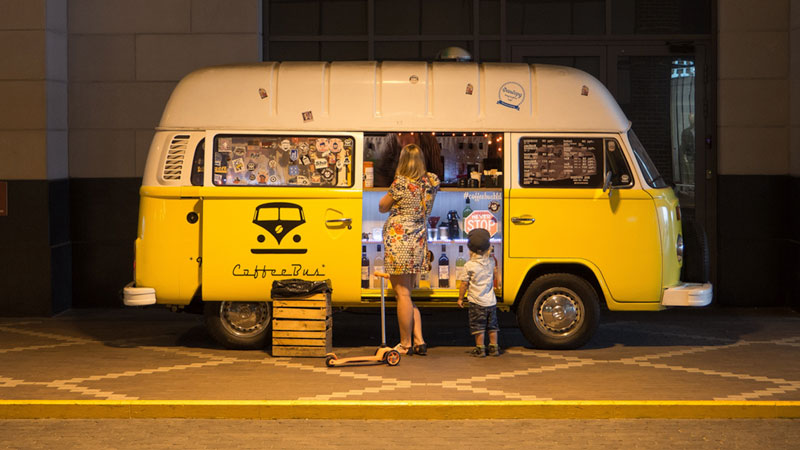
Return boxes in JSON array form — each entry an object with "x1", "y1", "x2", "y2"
[{"x1": 457, "y1": 253, "x2": 496, "y2": 307}]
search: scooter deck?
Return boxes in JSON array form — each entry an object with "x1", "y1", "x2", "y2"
[{"x1": 325, "y1": 347, "x2": 400, "y2": 367}]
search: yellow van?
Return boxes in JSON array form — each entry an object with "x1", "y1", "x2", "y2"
[{"x1": 123, "y1": 61, "x2": 712, "y2": 350}]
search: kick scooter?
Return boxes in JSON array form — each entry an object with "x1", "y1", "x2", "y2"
[{"x1": 325, "y1": 272, "x2": 401, "y2": 367}]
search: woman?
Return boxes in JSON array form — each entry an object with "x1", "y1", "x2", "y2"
[
  {"x1": 379, "y1": 144, "x2": 440, "y2": 355},
  {"x1": 374, "y1": 133, "x2": 444, "y2": 187}
]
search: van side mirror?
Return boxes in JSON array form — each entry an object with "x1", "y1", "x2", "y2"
[{"x1": 602, "y1": 171, "x2": 614, "y2": 195}]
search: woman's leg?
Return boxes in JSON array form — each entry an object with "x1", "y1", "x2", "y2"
[
  {"x1": 412, "y1": 303, "x2": 425, "y2": 346},
  {"x1": 390, "y1": 274, "x2": 414, "y2": 350}
]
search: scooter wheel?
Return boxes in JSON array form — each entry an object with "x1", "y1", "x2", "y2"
[
  {"x1": 385, "y1": 350, "x2": 401, "y2": 366},
  {"x1": 325, "y1": 355, "x2": 337, "y2": 367}
]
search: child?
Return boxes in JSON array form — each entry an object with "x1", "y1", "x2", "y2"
[{"x1": 457, "y1": 228, "x2": 500, "y2": 357}]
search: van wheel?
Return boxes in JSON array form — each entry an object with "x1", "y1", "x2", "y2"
[
  {"x1": 681, "y1": 219, "x2": 710, "y2": 283},
  {"x1": 517, "y1": 273, "x2": 599, "y2": 350},
  {"x1": 204, "y1": 301, "x2": 271, "y2": 349}
]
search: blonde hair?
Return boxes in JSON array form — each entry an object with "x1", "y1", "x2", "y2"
[{"x1": 395, "y1": 144, "x2": 426, "y2": 180}]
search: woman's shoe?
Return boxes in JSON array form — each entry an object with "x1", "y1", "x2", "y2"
[
  {"x1": 393, "y1": 343, "x2": 413, "y2": 355},
  {"x1": 413, "y1": 343, "x2": 427, "y2": 356}
]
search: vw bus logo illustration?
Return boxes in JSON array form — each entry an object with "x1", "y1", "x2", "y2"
[{"x1": 251, "y1": 202, "x2": 307, "y2": 254}]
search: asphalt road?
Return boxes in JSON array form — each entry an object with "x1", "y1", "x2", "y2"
[{"x1": 1, "y1": 418, "x2": 798, "y2": 449}]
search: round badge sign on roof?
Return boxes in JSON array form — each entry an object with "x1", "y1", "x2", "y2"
[{"x1": 497, "y1": 82, "x2": 525, "y2": 110}]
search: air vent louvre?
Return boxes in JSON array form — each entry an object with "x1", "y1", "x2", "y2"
[{"x1": 162, "y1": 134, "x2": 191, "y2": 181}]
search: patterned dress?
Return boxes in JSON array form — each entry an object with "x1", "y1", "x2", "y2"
[{"x1": 383, "y1": 173, "x2": 440, "y2": 274}]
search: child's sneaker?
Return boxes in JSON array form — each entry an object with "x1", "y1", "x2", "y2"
[
  {"x1": 487, "y1": 344, "x2": 501, "y2": 357},
  {"x1": 470, "y1": 345, "x2": 486, "y2": 357}
]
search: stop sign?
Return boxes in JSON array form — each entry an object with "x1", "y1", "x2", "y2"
[{"x1": 464, "y1": 211, "x2": 499, "y2": 237}]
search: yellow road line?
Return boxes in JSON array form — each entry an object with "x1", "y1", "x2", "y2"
[{"x1": 1, "y1": 400, "x2": 799, "y2": 419}]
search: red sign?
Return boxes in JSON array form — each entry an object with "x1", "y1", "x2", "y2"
[{"x1": 464, "y1": 211, "x2": 498, "y2": 237}]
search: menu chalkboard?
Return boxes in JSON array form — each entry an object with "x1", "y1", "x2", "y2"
[{"x1": 519, "y1": 137, "x2": 602, "y2": 188}]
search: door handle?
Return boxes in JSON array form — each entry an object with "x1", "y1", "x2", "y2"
[
  {"x1": 326, "y1": 218, "x2": 353, "y2": 229},
  {"x1": 511, "y1": 217, "x2": 535, "y2": 225}
]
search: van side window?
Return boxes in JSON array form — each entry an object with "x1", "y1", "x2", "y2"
[
  {"x1": 190, "y1": 139, "x2": 204, "y2": 186},
  {"x1": 212, "y1": 135, "x2": 355, "y2": 187},
  {"x1": 628, "y1": 129, "x2": 667, "y2": 189},
  {"x1": 604, "y1": 139, "x2": 633, "y2": 188},
  {"x1": 518, "y1": 137, "x2": 603, "y2": 188}
]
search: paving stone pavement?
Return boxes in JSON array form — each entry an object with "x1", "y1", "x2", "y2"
[
  {"x1": 0, "y1": 307, "x2": 798, "y2": 402},
  {"x1": 0, "y1": 419, "x2": 799, "y2": 449}
]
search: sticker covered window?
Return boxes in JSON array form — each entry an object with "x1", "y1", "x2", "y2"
[
  {"x1": 519, "y1": 137, "x2": 602, "y2": 188},
  {"x1": 213, "y1": 135, "x2": 355, "y2": 187}
]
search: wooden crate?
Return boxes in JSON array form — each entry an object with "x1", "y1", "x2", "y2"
[{"x1": 271, "y1": 292, "x2": 331, "y2": 357}]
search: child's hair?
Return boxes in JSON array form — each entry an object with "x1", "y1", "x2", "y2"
[
  {"x1": 470, "y1": 247, "x2": 492, "y2": 257},
  {"x1": 395, "y1": 144, "x2": 426, "y2": 180}
]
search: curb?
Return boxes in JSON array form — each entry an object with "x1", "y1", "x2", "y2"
[{"x1": 2, "y1": 401, "x2": 799, "y2": 420}]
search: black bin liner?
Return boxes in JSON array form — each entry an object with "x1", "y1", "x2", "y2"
[{"x1": 271, "y1": 279, "x2": 332, "y2": 298}]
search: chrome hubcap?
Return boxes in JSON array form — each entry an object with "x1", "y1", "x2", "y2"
[
  {"x1": 219, "y1": 301, "x2": 270, "y2": 338},
  {"x1": 534, "y1": 287, "x2": 582, "y2": 336}
]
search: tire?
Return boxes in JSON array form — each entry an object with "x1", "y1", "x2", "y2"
[
  {"x1": 385, "y1": 350, "x2": 401, "y2": 366},
  {"x1": 681, "y1": 219, "x2": 710, "y2": 283},
  {"x1": 203, "y1": 301, "x2": 272, "y2": 350},
  {"x1": 516, "y1": 273, "x2": 600, "y2": 350}
]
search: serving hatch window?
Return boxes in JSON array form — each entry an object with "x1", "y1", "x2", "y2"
[
  {"x1": 365, "y1": 131, "x2": 504, "y2": 188},
  {"x1": 213, "y1": 135, "x2": 355, "y2": 187}
]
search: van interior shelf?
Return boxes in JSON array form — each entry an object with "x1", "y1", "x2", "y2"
[
  {"x1": 362, "y1": 238, "x2": 502, "y2": 245},
  {"x1": 364, "y1": 187, "x2": 502, "y2": 192},
  {"x1": 360, "y1": 287, "x2": 503, "y2": 299}
]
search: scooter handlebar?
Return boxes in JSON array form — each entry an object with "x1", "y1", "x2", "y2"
[{"x1": 373, "y1": 272, "x2": 390, "y2": 279}]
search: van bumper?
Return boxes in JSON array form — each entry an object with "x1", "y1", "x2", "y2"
[
  {"x1": 123, "y1": 281, "x2": 157, "y2": 306},
  {"x1": 661, "y1": 282, "x2": 713, "y2": 307}
]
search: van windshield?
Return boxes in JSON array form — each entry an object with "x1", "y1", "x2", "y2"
[{"x1": 628, "y1": 130, "x2": 667, "y2": 189}]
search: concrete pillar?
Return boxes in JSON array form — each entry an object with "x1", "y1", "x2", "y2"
[
  {"x1": 0, "y1": 0, "x2": 70, "y2": 315},
  {"x1": 67, "y1": 0, "x2": 261, "y2": 307},
  {"x1": 791, "y1": 0, "x2": 800, "y2": 309},
  {"x1": 717, "y1": 0, "x2": 794, "y2": 306}
]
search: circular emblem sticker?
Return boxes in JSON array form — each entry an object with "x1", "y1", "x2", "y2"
[{"x1": 497, "y1": 82, "x2": 525, "y2": 110}]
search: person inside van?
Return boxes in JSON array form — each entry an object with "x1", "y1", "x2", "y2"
[
  {"x1": 379, "y1": 144, "x2": 440, "y2": 355},
  {"x1": 374, "y1": 133, "x2": 444, "y2": 187}
]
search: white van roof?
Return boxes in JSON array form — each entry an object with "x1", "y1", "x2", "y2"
[{"x1": 159, "y1": 61, "x2": 631, "y2": 133}]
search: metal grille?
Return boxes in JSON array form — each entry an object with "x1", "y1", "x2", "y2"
[{"x1": 162, "y1": 134, "x2": 191, "y2": 181}]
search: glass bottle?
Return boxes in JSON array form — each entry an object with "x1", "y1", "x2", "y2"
[
  {"x1": 419, "y1": 250, "x2": 432, "y2": 289},
  {"x1": 462, "y1": 196, "x2": 473, "y2": 238},
  {"x1": 438, "y1": 245, "x2": 450, "y2": 288},
  {"x1": 361, "y1": 245, "x2": 370, "y2": 288},
  {"x1": 455, "y1": 245, "x2": 466, "y2": 287},
  {"x1": 373, "y1": 245, "x2": 385, "y2": 288}
]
